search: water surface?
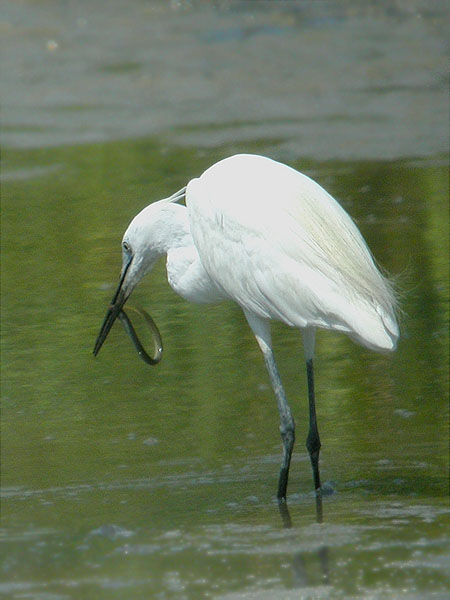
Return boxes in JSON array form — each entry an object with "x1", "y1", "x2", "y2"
[
  {"x1": 1, "y1": 1, "x2": 449, "y2": 598},
  {"x1": 1, "y1": 140, "x2": 448, "y2": 599}
]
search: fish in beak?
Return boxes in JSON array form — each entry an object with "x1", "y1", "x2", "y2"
[{"x1": 93, "y1": 186, "x2": 186, "y2": 361}]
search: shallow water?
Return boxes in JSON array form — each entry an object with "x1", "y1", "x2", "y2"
[
  {"x1": 2, "y1": 139, "x2": 448, "y2": 599},
  {"x1": 1, "y1": 1, "x2": 449, "y2": 599}
]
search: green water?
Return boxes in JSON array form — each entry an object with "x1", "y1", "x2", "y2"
[{"x1": 1, "y1": 140, "x2": 449, "y2": 599}]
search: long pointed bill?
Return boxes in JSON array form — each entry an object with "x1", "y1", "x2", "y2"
[{"x1": 93, "y1": 255, "x2": 133, "y2": 356}]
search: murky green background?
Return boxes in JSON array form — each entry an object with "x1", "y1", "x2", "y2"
[{"x1": 1, "y1": 2, "x2": 449, "y2": 599}]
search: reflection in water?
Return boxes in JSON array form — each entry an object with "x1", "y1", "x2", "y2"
[
  {"x1": 278, "y1": 494, "x2": 330, "y2": 588},
  {"x1": 278, "y1": 499, "x2": 293, "y2": 529},
  {"x1": 278, "y1": 492, "x2": 322, "y2": 528},
  {"x1": 292, "y1": 545, "x2": 331, "y2": 589}
]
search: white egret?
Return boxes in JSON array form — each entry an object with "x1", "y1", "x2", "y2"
[{"x1": 94, "y1": 154, "x2": 399, "y2": 500}]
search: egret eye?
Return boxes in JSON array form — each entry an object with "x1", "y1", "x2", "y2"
[{"x1": 122, "y1": 241, "x2": 131, "y2": 254}]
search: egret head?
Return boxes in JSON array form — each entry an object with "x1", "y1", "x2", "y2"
[{"x1": 93, "y1": 188, "x2": 186, "y2": 357}]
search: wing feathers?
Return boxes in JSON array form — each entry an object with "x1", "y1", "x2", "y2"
[{"x1": 187, "y1": 154, "x2": 398, "y2": 351}]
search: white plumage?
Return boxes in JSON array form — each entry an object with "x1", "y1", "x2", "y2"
[
  {"x1": 186, "y1": 154, "x2": 398, "y2": 351},
  {"x1": 94, "y1": 153, "x2": 399, "y2": 500}
]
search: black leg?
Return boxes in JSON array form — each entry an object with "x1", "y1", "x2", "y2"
[
  {"x1": 277, "y1": 417, "x2": 295, "y2": 500},
  {"x1": 262, "y1": 349, "x2": 295, "y2": 500},
  {"x1": 306, "y1": 358, "x2": 321, "y2": 491},
  {"x1": 243, "y1": 311, "x2": 296, "y2": 501}
]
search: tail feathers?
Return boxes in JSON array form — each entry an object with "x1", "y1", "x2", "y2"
[{"x1": 346, "y1": 302, "x2": 399, "y2": 352}]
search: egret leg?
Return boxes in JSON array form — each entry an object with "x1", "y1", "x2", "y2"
[
  {"x1": 303, "y1": 329, "x2": 321, "y2": 492},
  {"x1": 244, "y1": 311, "x2": 295, "y2": 500}
]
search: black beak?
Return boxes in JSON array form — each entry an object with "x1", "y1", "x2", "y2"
[{"x1": 93, "y1": 256, "x2": 132, "y2": 356}]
